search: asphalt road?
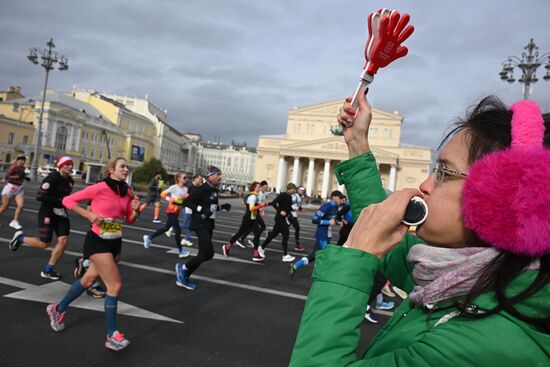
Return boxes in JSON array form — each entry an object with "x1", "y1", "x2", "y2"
[{"x1": 0, "y1": 181, "x2": 392, "y2": 367}]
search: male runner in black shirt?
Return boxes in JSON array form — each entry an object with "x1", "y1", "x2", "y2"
[
  {"x1": 9, "y1": 156, "x2": 74, "y2": 280},
  {"x1": 175, "y1": 166, "x2": 231, "y2": 290},
  {"x1": 258, "y1": 182, "x2": 297, "y2": 262}
]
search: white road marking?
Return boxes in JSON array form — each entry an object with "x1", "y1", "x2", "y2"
[{"x1": 0, "y1": 276, "x2": 183, "y2": 323}]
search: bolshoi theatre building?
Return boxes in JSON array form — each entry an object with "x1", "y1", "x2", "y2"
[{"x1": 254, "y1": 99, "x2": 432, "y2": 199}]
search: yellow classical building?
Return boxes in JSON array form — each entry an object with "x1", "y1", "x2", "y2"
[
  {"x1": 0, "y1": 86, "x2": 156, "y2": 183},
  {"x1": 0, "y1": 87, "x2": 36, "y2": 166},
  {"x1": 255, "y1": 100, "x2": 432, "y2": 198},
  {"x1": 70, "y1": 90, "x2": 156, "y2": 167}
]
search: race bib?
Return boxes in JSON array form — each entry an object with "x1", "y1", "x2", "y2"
[
  {"x1": 53, "y1": 207, "x2": 68, "y2": 217},
  {"x1": 99, "y1": 219, "x2": 123, "y2": 239}
]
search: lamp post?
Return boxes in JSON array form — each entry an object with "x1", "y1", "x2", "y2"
[
  {"x1": 499, "y1": 38, "x2": 550, "y2": 100},
  {"x1": 27, "y1": 38, "x2": 69, "y2": 181}
]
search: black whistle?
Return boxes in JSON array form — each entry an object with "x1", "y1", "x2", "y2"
[{"x1": 401, "y1": 196, "x2": 428, "y2": 226}]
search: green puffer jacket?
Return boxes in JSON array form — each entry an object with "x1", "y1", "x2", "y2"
[{"x1": 290, "y1": 152, "x2": 550, "y2": 366}]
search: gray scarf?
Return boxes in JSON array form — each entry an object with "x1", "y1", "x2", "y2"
[{"x1": 407, "y1": 244, "x2": 500, "y2": 306}]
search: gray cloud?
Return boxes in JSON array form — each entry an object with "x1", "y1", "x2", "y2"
[{"x1": 1, "y1": 0, "x2": 550, "y2": 149}]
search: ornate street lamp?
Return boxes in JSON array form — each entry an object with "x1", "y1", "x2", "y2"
[
  {"x1": 499, "y1": 38, "x2": 550, "y2": 100},
  {"x1": 27, "y1": 38, "x2": 69, "y2": 181}
]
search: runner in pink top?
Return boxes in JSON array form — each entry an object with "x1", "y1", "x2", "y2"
[
  {"x1": 46, "y1": 157, "x2": 140, "y2": 352},
  {"x1": 62, "y1": 178, "x2": 137, "y2": 236}
]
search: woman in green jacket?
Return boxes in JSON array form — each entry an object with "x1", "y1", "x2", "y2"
[{"x1": 290, "y1": 90, "x2": 550, "y2": 366}]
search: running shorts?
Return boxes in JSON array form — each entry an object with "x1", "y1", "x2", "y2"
[
  {"x1": 83, "y1": 230, "x2": 122, "y2": 259},
  {"x1": 1, "y1": 183, "x2": 23, "y2": 198},
  {"x1": 38, "y1": 208, "x2": 71, "y2": 243},
  {"x1": 145, "y1": 193, "x2": 160, "y2": 204}
]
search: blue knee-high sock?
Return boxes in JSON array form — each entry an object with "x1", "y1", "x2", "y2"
[
  {"x1": 58, "y1": 279, "x2": 86, "y2": 313},
  {"x1": 105, "y1": 295, "x2": 118, "y2": 336}
]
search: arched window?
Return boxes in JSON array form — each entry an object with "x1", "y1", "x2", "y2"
[{"x1": 55, "y1": 126, "x2": 68, "y2": 151}]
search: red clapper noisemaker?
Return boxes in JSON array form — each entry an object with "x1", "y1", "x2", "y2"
[{"x1": 348, "y1": 9, "x2": 415, "y2": 122}]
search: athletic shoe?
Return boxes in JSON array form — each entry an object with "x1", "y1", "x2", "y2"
[
  {"x1": 179, "y1": 248, "x2": 191, "y2": 258},
  {"x1": 257, "y1": 246, "x2": 266, "y2": 259},
  {"x1": 181, "y1": 238, "x2": 193, "y2": 247},
  {"x1": 165, "y1": 227, "x2": 172, "y2": 237},
  {"x1": 175, "y1": 263, "x2": 196, "y2": 290},
  {"x1": 143, "y1": 235, "x2": 152, "y2": 249},
  {"x1": 392, "y1": 286, "x2": 408, "y2": 299},
  {"x1": 73, "y1": 257, "x2": 87, "y2": 278},
  {"x1": 294, "y1": 243, "x2": 305, "y2": 252},
  {"x1": 9, "y1": 230, "x2": 23, "y2": 251},
  {"x1": 86, "y1": 284, "x2": 106, "y2": 299},
  {"x1": 152, "y1": 218, "x2": 161, "y2": 224},
  {"x1": 234, "y1": 240, "x2": 245, "y2": 249},
  {"x1": 105, "y1": 330, "x2": 130, "y2": 351},
  {"x1": 252, "y1": 250, "x2": 264, "y2": 262},
  {"x1": 46, "y1": 303, "x2": 65, "y2": 332},
  {"x1": 222, "y1": 244, "x2": 230, "y2": 257},
  {"x1": 247, "y1": 239, "x2": 255, "y2": 248},
  {"x1": 382, "y1": 284, "x2": 396, "y2": 298},
  {"x1": 289, "y1": 264, "x2": 297, "y2": 280},
  {"x1": 9, "y1": 220, "x2": 22, "y2": 230},
  {"x1": 375, "y1": 300, "x2": 395, "y2": 311},
  {"x1": 282, "y1": 254, "x2": 296, "y2": 263},
  {"x1": 364, "y1": 306, "x2": 379, "y2": 324},
  {"x1": 41, "y1": 270, "x2": 62, "y2": 280}
]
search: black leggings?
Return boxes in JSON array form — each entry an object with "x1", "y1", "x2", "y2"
[
  {"x1": 151, "y1": 213, "x2": 182, "y2": 251},
  {"x1": 230, "y1": 214, "x2": 253, "y2": 244},
  {"x1": 185, "y1": 227, "x2": 214, "y2": 276},
  {"x1": 239, "y1": 215, "x2": 266, "y2": 242},
  {"x1": 261, "y1": 215, "x2": 290, "y2": 255},
  {"x1": 288, "y1": 215, "x2": 300, "y2": 244}
]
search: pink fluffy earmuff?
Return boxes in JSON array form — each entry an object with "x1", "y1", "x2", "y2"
[{"x1": 462, "y1": 100, "x2": 550, "y2": 257}]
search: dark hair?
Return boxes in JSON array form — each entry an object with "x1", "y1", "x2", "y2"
[
  {"x1": 259, "y1": 180, "x2": 268, "y2": 186},
  {"x1": 248, "y1": 181, "x2": 259, "y2": 192},
  {"x1": 192, "y1": 174, "x2": 201, "y2": 180},
  {"x1": 442, "y1": 96, "x2": 550, "y2": 332}
]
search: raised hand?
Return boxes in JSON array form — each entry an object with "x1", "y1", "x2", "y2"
[{"x1": 337, "y1": 91, "x2": 372, "y2": 157}]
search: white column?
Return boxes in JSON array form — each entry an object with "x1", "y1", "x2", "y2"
[
  {"x1": 306, "y1": 158, "x2": 315, "y2": 197},
  {"x1": 389, "y1": 165, "x2": 397, "y2": 192},
  {"x1": 321, "y1": 159, "x2": 331, "y2": 199},
  {"x1": 291, "y1": 157, "x2": 301, "y2": 186},
  {"x1": 276, "y1": 156, "x2": 287, "y2": 193}
]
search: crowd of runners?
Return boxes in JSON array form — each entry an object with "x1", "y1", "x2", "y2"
[{"x1": 2, "y1": 155, "x2": 405, "y2": 351}]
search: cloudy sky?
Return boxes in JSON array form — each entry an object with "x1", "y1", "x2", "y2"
[{"x1": 1, "y1": 0, "x2": 549, "y2": 150}]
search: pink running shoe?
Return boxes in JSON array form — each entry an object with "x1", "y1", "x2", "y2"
[
  {"x1": 105, "y1": 330, "x2": 130, "y2": 351},
  {"x1": 46, "y1": 303, "x2": 65, "y2": 332}
]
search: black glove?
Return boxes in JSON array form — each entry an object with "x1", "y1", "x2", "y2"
[{"x1": 220, "y1": 203, "x2": 231, "y2": 212}]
